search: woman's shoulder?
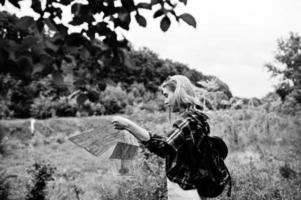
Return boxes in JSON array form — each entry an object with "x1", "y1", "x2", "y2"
[{"x1": 184, "y1": 105, "x2": 209, "y2": 120}]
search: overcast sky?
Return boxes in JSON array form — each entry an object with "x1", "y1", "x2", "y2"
[{"x1": 2, "y1": 0, "x2": 301, "y2": 98}]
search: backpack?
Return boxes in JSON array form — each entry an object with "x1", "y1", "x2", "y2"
[
  {"x1": 186, "y1": 114, "x2": 232, "y2": 198},
  {"x1": 194, "y1": 135, "x2": 232, "y2": 198}
]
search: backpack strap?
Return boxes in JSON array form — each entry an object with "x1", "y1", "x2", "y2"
[{"x1": 225, "y1": 166, "x2": 232, "y2": 197}]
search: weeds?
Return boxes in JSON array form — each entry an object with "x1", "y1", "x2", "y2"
[
  {"x1": 26, "y1": 161, "x2": 56, "y2": 200},
  {"x1": 0, "y1": 170, "x2": 17, "y2": 200},
  {"x1": 1, "y1": 108, "x2": 300, "y2": 199}
]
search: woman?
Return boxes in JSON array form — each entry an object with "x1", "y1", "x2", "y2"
[{"x1": 112, "y1": 75, "x2": 210, "y2": 200}]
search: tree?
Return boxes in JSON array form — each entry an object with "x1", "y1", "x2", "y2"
[
  {"x1": 265, "y1": 32, "x2": 301, "y2": 103},
  {"x1": 0, "y1": 0, "x2": 196, "y2": 82},
  {"x1": 0, "y1": 0, "x2": 197, "y2": 106}
]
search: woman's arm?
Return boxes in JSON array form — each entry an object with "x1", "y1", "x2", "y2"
[
  {"x1": 112, "y1": 116, "x2": 150, "y2": 141},
  {"x1": 112, "y1": 116, "x2": 174, "y2": 158}
]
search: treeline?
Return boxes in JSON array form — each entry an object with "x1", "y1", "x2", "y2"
[
  {"x1": 1, "y1": 9, "x2": 299, "y2": 119},
  {"x1": 0, "y1": 11, "x2": 234, "y2": 119},
  {"x1": 0, "y1": 45, "x2": 233, "y2": 119}
]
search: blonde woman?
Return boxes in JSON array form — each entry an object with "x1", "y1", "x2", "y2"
[{"x1": 112, "y1": 75, "x2": 212, "y2": 200}]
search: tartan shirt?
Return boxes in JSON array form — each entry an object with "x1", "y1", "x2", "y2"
[{"x1": 141, "y1": 105, "x2": 210, "y2": 190}]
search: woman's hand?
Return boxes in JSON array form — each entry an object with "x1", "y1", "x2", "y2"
[
  {"x1": 112, "y1": 116, "x2": 132, "y2": 130},
  {"x1": 112, "y1": 116, "x2": 150, "y2": 141}
]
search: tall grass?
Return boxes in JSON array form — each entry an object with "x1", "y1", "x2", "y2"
[{"x1": 0, "y1": 107, "x2": 300, "y2": 199}]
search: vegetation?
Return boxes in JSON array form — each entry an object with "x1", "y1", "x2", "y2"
[
  {"x1": 1, "y1": 1, "x2": 300, "y2": 200},
  {"x1": 26, "y1": 162, "x2": 56, "y2": 200},
  {"x1": 265, "y1": 32, "x2": 301, "y2": 114},
  {"x1": 0, "y1": 107, "x2": 300, "y2": 200},
  {"x1": 0, "y1": 11, "x2": 233, "y2": 119},
  {"x1": 0, "y1": 0, "x2": 196, "y2": 103}
]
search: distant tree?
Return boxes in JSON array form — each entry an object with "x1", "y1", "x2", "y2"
[{"x1": 265, "y1": 32, "x2": 301, "y2": 103}]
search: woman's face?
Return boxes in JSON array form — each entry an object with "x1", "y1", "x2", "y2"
[{"x1": 162, "y1": 87, "x2": 174, "y2": 108}]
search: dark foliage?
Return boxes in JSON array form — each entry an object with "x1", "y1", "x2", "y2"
[{"x1": 26, "y1": 161, "x2": 56, "y2": 200}]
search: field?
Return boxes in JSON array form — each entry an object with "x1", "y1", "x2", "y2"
[{"x1": 1, "y1": 107, "x2": 301, "y2": 200}]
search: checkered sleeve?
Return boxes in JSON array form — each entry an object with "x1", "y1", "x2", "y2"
[
  {"x1": 166, "y1": 118, "x2": 192, "y2": 151},
  {"x1": 140, "y1": 117, "x2": 193, "y2": 157},
  {"x1": 139, "y1": 132, "x2": 174, "y2": 158}
]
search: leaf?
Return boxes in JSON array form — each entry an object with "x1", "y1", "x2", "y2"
[
  {"x1": 36, "y1": 18, "x2": 44, "y2": 32},
  {"x1": 16, "y1": 16, "x2": 34, "y2": 30},
  {"x1": 60, "y1": 0, "x2": 72, "y2": 6},
  {"x1": 160, "y1": 16, "x2": 171, "y2": 32},
  {"x1": 87, "y1": 90, "x2": 99, "y2": 102},
  {"x1": 98, "y1": 82, "x2": 107, "y2": 91},
  {"x1": 121, "y1": 49, "x2": 133, "y2": 69},
  {"x1": 56, "y1": 24, "x2": 68, "y2": 37},
  {"x1": 32, "y1": 63, "x2": 46, "y2": 76},
  {"x1": 76, "y1": 93, "x2": 88, "y2": 105},
  {"x1": 121, "y1": 0, "x2": 135, "y2": 8},
  {"x1": 151, "y1": 0, "x2": 159, "y2": 5},
  {"x1": 63, "y1": 55, "x2": 74, "y2": 63},
  {"x1": 44, "y1": 40, "x2": 59, "y2": 54},
  {"x1": 21, "y1": 35, "x2": 38, "y2": 48},
  {"x1": 118, "y1": 8, "x2": 131, "y2": 23},
  {"x1": 31, "y1": 0, "x2": 42, "y2": 13},
  {"x1": 39, "y1": 54, "x2": 53, "y2": 70},
  {"x1": 135, "y1": 14, "x2": 147, "y2": 27},
  {"x1": 114, "y1": 18, "x2": 130, "y2": 30},
  {"x1": 16, "y1": 56, "x2": 33, "y2": 79},
  {"x1": 52, "y1": 70, "x2": 64, "y2": 85},
  {"x1": 69, "y1": 16, "x2": 85, "y2": 26},
  {"x1": 95, "y1": 22, "x2": 110, "y2": 36},
  {"x1": 153, "y1": 8, "x2": 164, "y2": 18},
  {"x1": 71, "y1": 3, "x2": 81, "y2": 14},
  {"x1": 45, "y1": 18, "x2": 58, "y2": 32},
  {"x1": 74, "y1": 78, "x2": 87, "y2": 88},
  {"x1": 8, "y1": 0, "x2": 20, "y2": 8},
  {"x1": 137, "y1": 2, "x2": 152, "y2": 10},
  {"x1": 179, "y1": 13, "x2": 197, "y2": 28},
  {"x1": 86, "y1": 28, "x2": 95, "y2": 40},
  {"x1": 79, "y1": 48, "x2": 90, "y2": 60},
  {"x1": 179, "y1": 0, "x2": 188, "y2": 5}
]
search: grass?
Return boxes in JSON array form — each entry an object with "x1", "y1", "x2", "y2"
[{"x1": 0, "y1": 107, "x2": 300, "y2": 200}]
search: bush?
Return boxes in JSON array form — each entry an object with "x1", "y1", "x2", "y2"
[
  {"x1": 140, "y1": 100, "x2": 160, "y2": 113},
  {"x1": 100, "y1": 85, "x2": 128, "y2": 115},
  {"x1": 53, "y1": 98, "x2": 77, "y2": 117},
  {"x1": 26, "y1": 161, "x2": 56, "y2": 200},
  {"x1": 30, "y1": 96, "x2": 54, "y2": 119},
  {"x1": 0, "y1": 101, "x2": 13, "y2": 119},
  {"x1": 99, "y1": 150, "x2": 167, "y2": 200},
  {"x1": 0, "y1": 170, "x2": 15, "y2": 200}
]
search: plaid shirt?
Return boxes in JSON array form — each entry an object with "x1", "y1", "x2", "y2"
[{"x1": 141, "y1": 105, "x2": 210, "y2": 190}]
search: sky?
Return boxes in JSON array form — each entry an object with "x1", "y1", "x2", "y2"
[{"x1": 1, "y1": 0, "x2": 301, "y2": 98}]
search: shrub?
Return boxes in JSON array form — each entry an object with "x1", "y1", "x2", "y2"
[
  {"x1": 30, "y1": 96, "x2": 54, "y2": 119},
  {"x1": 140, "y1": 100, "x2": 160, "y2": 113},
  {"x1": 99, "y1": 85, "x2": 128, "y2": 115},
  {"x1": 129, "y1": 82, "x2": 147, "y2": 98},
  {"x1": 0, "y1": 170, "x2": 17, "y2": 200},
  {"x1": 99, "y1": 150, "x2": 167, "y2": 200},
  {"x1": 0, "y1": 100, "x2": 13, "y2": 119},
  {"x1": 26, "y1": 161, "x2": 56, "y2": 200},
  {"x1": 53, "y1": 97, "x2": 77, "y2": 117}
]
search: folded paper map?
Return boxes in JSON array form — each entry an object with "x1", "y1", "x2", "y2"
[{"x1": 68, "y1": 119, "x2": 138, "y2": 158}]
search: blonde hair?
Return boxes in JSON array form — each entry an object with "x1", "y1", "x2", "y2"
[{"x1": 161, "y1": 75, "x2": 200, "y2": 110}]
